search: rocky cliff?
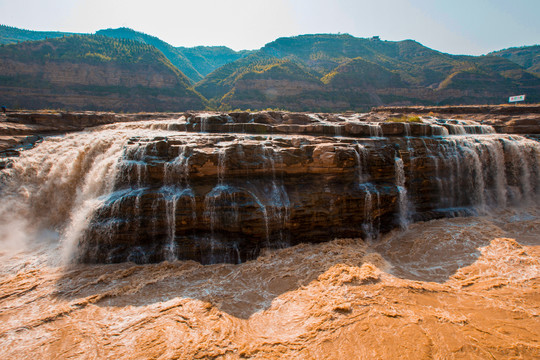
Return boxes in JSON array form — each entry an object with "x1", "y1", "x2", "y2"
[
  {"x1": 73, "y1": 113, "x2": 538, "y2": 263},
  {"x1": 1, "y1": 108, "x2": 538, "y2": 265}
]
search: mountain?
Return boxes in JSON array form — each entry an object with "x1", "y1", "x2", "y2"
[
  {"x1": 95, "y1": 27, "x2": 203, "y2": 83},
  {"x1": 197, "y1": 34, "x2": 540, "y2": 110},
  {"x1": 0, "y1": 26, "x2": 251, "y2": 83},
  {"x1": 195, "y1": 53, "x2": 283, "y2": 100},
  {"x1": 96, "y1": 28, "x2": 251, "y2": 83},
  {"x1": 0, "y1": 24, "x2": 74, "y2": 44},
  {"x1": 0, "y1": 35, "x2": 206, "y2": 111},
  {"x1": 489, "y1": 45, "x2": 540, "y2": 75},
  {"x1": 176, "y1": 46, "x2": 253, "y2": 78},
  {"x1": 219, "y1": 58, "x2": 331, "y2": 111},
  {"x1": 0, "y1": 25, "x2": 538, "y2": 112}
]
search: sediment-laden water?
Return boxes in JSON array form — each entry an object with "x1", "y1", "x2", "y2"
[{"x1": 0, "y1": 208, "x2": 539, "y2": 359}]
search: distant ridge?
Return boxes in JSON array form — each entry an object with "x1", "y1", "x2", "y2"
[
  {"x1": 489, "y1": 45, "x2": 540, "y2": 75},
  {"x1": 96, "y1": 27, "x2": 251, "y2": 83},
  {"x1": 0, "y1": 24, "x2": 75, "y2": 44},
  {"x1": 0, "y1": 25, "x2": 538, "y2": 112},
  {"x1": 0, "y1": 35, "x2": 206, "y2": 111},
  {"x1": 196, "y1": 34, "x2": 539, "y2": 111}
]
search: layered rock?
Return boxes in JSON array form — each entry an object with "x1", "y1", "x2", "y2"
[
  {"x1": 1, "y1": 110, "x2": 539, "y2": 265},
  {"x1": 372, "y1": 104, "x2": 540, "y2": 135},
  {"x1": 74, "y1": 113, "x2": 540, "y2": 264}
]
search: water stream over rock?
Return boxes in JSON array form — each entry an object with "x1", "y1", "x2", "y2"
[
  {"x1": 0, "y1": 113, "x2": 539, "y2": 265},
  {"x1": 1, "y1": 111, "x2": 539, "y2": 358}
]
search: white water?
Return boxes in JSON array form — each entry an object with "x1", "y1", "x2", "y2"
[
  {"x1": 394, "y1": 156, "x2": 411, "y2": 228},
  {"x1": 0, "y1": 118, "x2": 539, "y2": 265},
  {"x1": 368, "y1": 123, "x2": 384, "y2": 137},
  {"x1": 1, "y1": 116, "x2": 540, "y2": 359}
]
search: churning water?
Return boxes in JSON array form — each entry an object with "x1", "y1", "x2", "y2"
[{"x1": 0, "y1": 116, "x2": 539, "y2": 358}]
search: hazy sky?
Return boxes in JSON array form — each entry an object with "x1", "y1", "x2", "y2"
[{"x1": 1, "y1": 0, "x2": 538, "y2": 55}]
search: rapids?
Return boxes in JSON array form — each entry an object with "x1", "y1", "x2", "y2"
[
  {"x1": 0, "y1": 208, "x2": 539, "y2": 359},
  {"x1": 0, "y1": 115, "x2": 539, "y2": 358}
]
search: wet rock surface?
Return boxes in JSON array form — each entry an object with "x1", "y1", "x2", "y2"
[{"x1": 1, "y1": 109, "x2": 539, "y2": 264}]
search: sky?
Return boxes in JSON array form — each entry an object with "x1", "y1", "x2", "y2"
[{"x1": 0, "y1": 0, "x2": 539, "y2": 55}]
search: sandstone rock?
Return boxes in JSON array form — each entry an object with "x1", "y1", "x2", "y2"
[
  {"x1": 2, "y1": 108, "x2": 540, "y2": 266},
  {"x1": 77, "y1": 126, "x2": 540, "y2": 264}
]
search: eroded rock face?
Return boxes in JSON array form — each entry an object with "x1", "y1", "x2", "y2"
[
  {"x1": 2, "y1": 110, "x2": 539, "y2": 265},
  {"x1": 76, "y1": 114, "x2": 540, "y2": 264}
]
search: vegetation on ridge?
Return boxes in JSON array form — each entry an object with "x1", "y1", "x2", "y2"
[
  {"x1": 0, "y1": 35, "x2": 206, "y2": 111},
  {"x1": 489, "y1": 45, "x2": 540, "y2": 75},
  {"x1": 0, "y1": 24, "x2": 74, "y2": 44},
  {"x1": 201, "y1": 34, "x2": 539, "y2": 111},
  {"x1": 0, "y1": 25, "x2": 538, "y2": 112},
  {"x1": 96, "y1": 27, "x2": 251, "y2": 83}
]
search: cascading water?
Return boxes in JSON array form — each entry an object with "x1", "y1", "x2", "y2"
[
  {"x1": 0, "y1": 129, "x2": 144, "y2": 262},
  {"x1": 394, "y1": 156, "x2": 411, "y2": 228},
  {"x1": 0, "y1": 115, "x2": 539, "y2": 265},
  {"x1": 259, "y1": 142, "x2": 290, "y2": 246},
  {"x1": 354, "y1": 144, "x2": 381, "y2": 239},
  {"x1": 1, "y1": 112, "x2": 539, "y2": 359},
  {"x1": 368, "y1": 123, "x2": 384, "y2": 137}
]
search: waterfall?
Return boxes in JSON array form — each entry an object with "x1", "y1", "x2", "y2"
[
  {"x1": 359, "y1": 182, "x2": 380, "y2": 240},
  {"x1": 162, "y1": 186, "x2": 195, "y2": 261},
  {"x1": 403, "y1": 122, "x2": 411, "y2": 137},
  {"x1": 354, "y1": 144, "x2": 368, "y2": 184},
  {"x1": 217, "y1": 146, "x2": 227, "y2": 185},
  {"x1": 164, "y1": 145, "x2": 190, "y2": 185},
  {"x1": 501, "y1": 137, "x2": 537, "y2": 205},
  {"x1": 433, "y1": 119, "x2": 496, "y2": 135},
  {"x1": 0, "y1": 129, "x2": 151, "y2": 262},
  {"x1": 203, "y1": 184, "x2": 240, "y2": 261},
  {"x1": 261, "y1": 142, "x2": 290, "y2": 246},
  {"x1": 1, "y1": 115, "x2": 539, "y2": 265},
  {"x1": 394, "y1": 156, "x2": 411, "y2": 228},
  {"x1": 369, "y1": 123, "x2": 383, "y2": 137}
]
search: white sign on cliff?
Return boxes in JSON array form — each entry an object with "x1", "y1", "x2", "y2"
[{"x1": 509, "y1": 95, "x2": 526, "y2": 103}]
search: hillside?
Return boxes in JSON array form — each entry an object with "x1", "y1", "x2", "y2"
[
  {"x1": 220, "y1": 59, "x2": 331, "y2": 111},
  {"x1": 489, "y1": 45, "x2": 540, "y2": 75},
  {"x1": 0, "y1": 25, "x2": 539, "y2": 112},
  {"x1": 195, "y1": 53, "x2": 286, "y2": 100},
  {"x1": 0, "y1": 26, "x2": 251, "y2": 84},
  {"x1": 95, "y1": 27, "x2": 203, "y2": 83},
  {"x1": 197, "y1": 34, "x2": 540, "y2": 111},
  {"x1": 0, "y1": 35, "x2": 206, "y2": 111},
  {"x1": 96, "y1": 28, "x2": 251, "y2": 83},
  {"x1": 176, "y1": 46, "x2": 253, "y2": 78},
  {"x1": 0, "y1": 24, "x2": 74, "y2": 44}
]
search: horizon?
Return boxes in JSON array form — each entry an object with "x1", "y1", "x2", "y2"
[
  {"x1": 2, "y1": 23, "x2": 539, "y2": 56},
  {"x1": 1, "y1": 0, "x2": 539, "y2": 56}
]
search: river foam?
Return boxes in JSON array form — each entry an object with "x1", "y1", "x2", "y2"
[{"x1": 0, "y1": 207, "x2": 538, "y2": 359}]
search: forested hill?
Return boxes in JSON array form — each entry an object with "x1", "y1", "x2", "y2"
[
  {"x1": 0, "y1": 24, "x2": 75, "y2": 44},
  {"x1": 95, "y1": 28, "x2": 251, "y2": 83},
  {"x1": 489, "y1": 45, "x2": 540, "y2": 75},
  {"x1": 95, "y1": 27, "x2": 203, "y2": 83},
  {"x1": 196, "y1": 34, "x2": 539, "y2": 111},
  {"x1": 0, "y1": 25, "x2": 538, "y2": 112},
  {"x1": 0, "y1": 35, "x2": 206, "y2": 111},
  {"x1": 0, "y1": 26, "x2": 251, "y2": 83}
]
